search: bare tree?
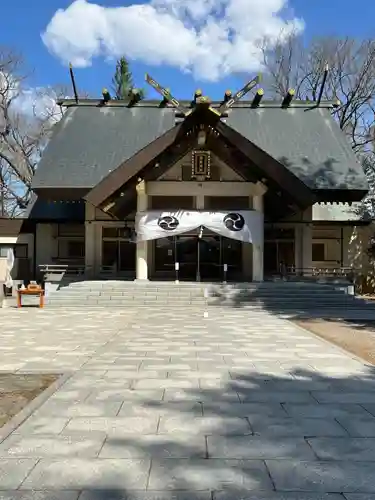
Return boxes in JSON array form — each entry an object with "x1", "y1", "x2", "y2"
[
  {"x1": 0, "y1": 46, "x2": 67, "y2": 217},
  {"x1": 260, "y1": 35, "x2": 375, "y2": 154}
]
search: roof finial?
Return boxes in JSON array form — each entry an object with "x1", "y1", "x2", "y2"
[
  {"x1": 317, "y1": 63, "x2": 329, "y2": 107},
  {"x1": 69, "y1": 63, "x2": 79, "y2": 104}
]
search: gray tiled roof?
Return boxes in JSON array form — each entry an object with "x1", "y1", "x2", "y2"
[
  {"x1": 226, "y1": 106, "x2": 368, "y2": 191},
  {"x1": 32, "y1": 105, "x2": 176, "y2": 189},
  {"x1": 32, "y1": 102, "x2": 368, "y2": 193}
]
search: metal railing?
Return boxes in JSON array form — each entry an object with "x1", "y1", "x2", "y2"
[
  {"x1": 279, "y1": 266, "x2": 358, "y2": 282},
  {"x1": 38, "y1": 263, "x2": 362, "y2": 284},
  {"x1": 39, "y1": 264, "x2": 89, "y2": 276},
  {"x1": 39, "y1": 264, "x2": 135, "y2": 280}
]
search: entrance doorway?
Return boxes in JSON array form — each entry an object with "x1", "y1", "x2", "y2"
[
  {"x1": 153, "y1": 229, "x2": 243, "y2": 281},
  {"x1": 264, "y1": 241, "x2": 295, "y2": 276},
  {"x1": 264, "y1": 227, "x2": 295, "y2": 278},
  {"x1": 101, "y1": 227, "x2": 136, "y2": 276}
]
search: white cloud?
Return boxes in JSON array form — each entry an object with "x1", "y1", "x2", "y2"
[
  {"x1": 14, "y1": 87, "x2": 63, "y2": 123},
  {"x1": 41, "y1": 0, "x2": 304, "y2": 81}
]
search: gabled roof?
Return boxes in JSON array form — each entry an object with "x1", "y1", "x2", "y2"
[
  {"x1": 31, "y1": 105, "x2": 176, "y2": 189},
  {"x1": 226, "y1": 106, "x2": 368, "y2": 192},
  {"x1": 32, "y1": 100, "x2": 368, "y2": 203}
]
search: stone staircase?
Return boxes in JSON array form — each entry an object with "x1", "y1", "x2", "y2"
[
  {"x1": 45, "y1": 281, "x2": 208, "y2": 309},
  {"x1": 42, "y1": 279, "x2": 375, "y2": 319},
  {"x1": 206, "y1": 281, "x2": 375, "y2": 319}
]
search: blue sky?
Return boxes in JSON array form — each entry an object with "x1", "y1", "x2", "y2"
[{"x1": 2, "y1": 0, "x2": 375, "y2": 101}]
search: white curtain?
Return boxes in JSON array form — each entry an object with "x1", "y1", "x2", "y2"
[
  {"x1": 136, "y1": 210, "x2": 263, "y2": 245},
  {"x1": 5, "y1": 248, "x2": 14, "y2": 288}
]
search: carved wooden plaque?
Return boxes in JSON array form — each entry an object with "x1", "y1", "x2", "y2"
[{"x1": 191, "y1": 150, "x2": 211, "y2": 180}]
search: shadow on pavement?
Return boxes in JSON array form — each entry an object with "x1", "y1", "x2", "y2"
[{"x1": 68, "y1": 366, "x2": 375, "y2": 499}]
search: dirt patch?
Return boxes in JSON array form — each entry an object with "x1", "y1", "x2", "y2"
[
  {"x1": 294, "y1": 319, "x2": 375, "y2": 366},
  {"x1": 0, "y1": 374, "x2": 58, "y2": 428}
]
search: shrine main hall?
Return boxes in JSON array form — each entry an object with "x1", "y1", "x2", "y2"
[{"x1": 0, "y1": 81, "x2": 369, "y2": 283}]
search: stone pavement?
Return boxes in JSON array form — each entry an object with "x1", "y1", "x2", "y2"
[{"x1": 0, "y1": 306, "x2": 375, "y2": 499}]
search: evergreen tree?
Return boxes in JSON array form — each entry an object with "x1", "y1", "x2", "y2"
[{"x1": 111, "y1": 57, "x2": 145, "y2": 100}]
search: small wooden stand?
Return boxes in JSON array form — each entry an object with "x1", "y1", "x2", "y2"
[{"x1": 17, "y1": 285, "x2": 44, "y2": 308}]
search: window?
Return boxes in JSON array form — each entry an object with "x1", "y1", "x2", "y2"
[
  {"x1": 102, "y1": 227, "x2": 134, "y2": 239},
  {"x1": 0, "y1": 244, "x2": 28, "y2": 258},
  {"x1": 312, "y1": 243, "x2": 325, "y2": 261},
  {"x1": 14, "y1": 245, "x2": 28, "y2": 258},
  {"x1": 57, "y1": 224, "x2": 84, "y2": 237},
  {"x1": 264, "y1": 227, "x2": 295, "y2": 240},
  {"x1": 56, "y1": 240, "x2": 84, "y2": 259},
  {"x1": 67, "y1": 241, "x2": 85, "y2": 258},
  {"x1": 102, "y1": 227, "x2": 120, "y2": 238},
  {"x1": 0, "y1": 246, "x2": 10, "y2": 258}
]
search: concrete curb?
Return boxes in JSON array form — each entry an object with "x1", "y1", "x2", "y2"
[{"x1": 0, "y1": 372, "x2": 73, "y2": 444}]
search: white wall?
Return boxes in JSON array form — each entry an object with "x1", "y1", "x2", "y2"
[{"x1": 0, "y1": 233, "x2": 34, "y2": 281}]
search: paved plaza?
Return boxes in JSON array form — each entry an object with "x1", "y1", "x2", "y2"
[{"x1": 0, "y1": 306, "x2": 375, "y2": 499}]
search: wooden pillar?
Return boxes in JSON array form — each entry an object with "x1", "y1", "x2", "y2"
[
  {"x1": 252, "y1": 194, "x2": 264, "y2": 282},
  {"x1": 135, "y1": 180, "x2": 149, "y2": 281}
]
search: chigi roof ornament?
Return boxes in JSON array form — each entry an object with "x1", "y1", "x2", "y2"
[
  {"x1": 60, "y1": 66, "x2": 341, "y2": 110},
  {"x1": 145, "y1": 72, "x2": 261, "y2": 119}
]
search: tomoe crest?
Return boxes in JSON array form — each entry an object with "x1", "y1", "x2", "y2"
[
  {"x1": 157, "y1": 215, "x2": 180, "y2": 231},
  {"x1": 223, "y1": 213, "x2": 245, "y2": 232}
]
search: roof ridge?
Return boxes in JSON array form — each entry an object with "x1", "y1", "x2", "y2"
[{"x1": 57, "y1": 98, "x2": 339, "y2": 110}]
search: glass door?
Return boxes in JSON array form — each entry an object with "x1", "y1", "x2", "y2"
[
  {"x1": 102, "y1": 240, "x2": 118, "y2": 274},
  {"x1": 264, "y1": 242, "x2": 278, "y2": 276},
  {"x1": 264, "y1": 240, "x2": 295, "y2": 277},
  {"x1": 154, "y1": 237, "x2": 175, "y2": 278},
  {"x1": 221, "y1": 237, "x2": 243, "y2": 281},
  {"x1": 176, "y1": 235, "x2": 198, "y2": 281},
  {"x1": 198, "y1": 232, "x2": 221, "y2": 281},
  {"x1": 118, "y1": 241, "x2": 136, "y2": 272},
  {"x1": 278, "y1": 241, "x2": 295, "y2": 274},
  {"x1": 102, "y1": 240, "x2": 136, "y2": 276}
]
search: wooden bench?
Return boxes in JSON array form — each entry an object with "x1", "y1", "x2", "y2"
[{"x1": 17, "y1": 287, "x2": 45, "y2": 308}]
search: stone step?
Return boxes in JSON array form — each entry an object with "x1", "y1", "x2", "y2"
[
  {"x1": 57, "y1": 290, "x2": 204, "y2": 297},
  {"x1": 58, "y1": 286, "x2": 345, "y2": 293},
  {"x1": 47, "y1": 298, "x2": 361, "y2": 306},
  {"x1": 208, "y1": 300, "x2": 375, "y2": 308},
  {"x1": 50, "y1": 296, "x2": 205, "y2": 301},
  {"x1": 63, "y1": 281, "x2": 342, "y2": 289},
  {"x1": 56, "y1": 288, "x2": 349, "y2": 296},
  {"x1": 206, "y1": 294, "x2": 359, "y2": 301},
  {"x1": 43, "y1": 280, "x2": 365, "y2": 311},
  {"x1": 46, "y1": 298, "x2": 368, "y2": 306}
]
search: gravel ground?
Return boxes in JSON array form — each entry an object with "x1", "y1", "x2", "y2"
[
  {"x1": 0, "y1": 374, "x2": 58, "y2": 428},
  {"x1": 294, "y1": 318, "x2": 375, "y2": 365}
]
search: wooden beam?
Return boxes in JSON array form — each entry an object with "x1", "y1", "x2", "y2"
[
  {"x1": 215, "y1": 120, "x2": 316, "y2": 208},
  {"x1": 205, "y1": 135, "x2": 258, "y2": 182},
  {"x1": 102, "y1": 130, "x2": 199, "y2": 216},
  {"x1": 84, "y1": 122, "x2": 186, "y2": 207},
  {"x1": 109, "y1": 193, "x2": 137, "y2": 219}
]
